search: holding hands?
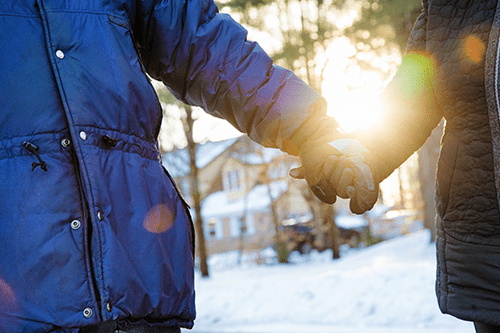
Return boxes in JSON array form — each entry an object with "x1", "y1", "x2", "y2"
[{"x1": 290, "y1": 123, "x2": 379, "y2": 214}]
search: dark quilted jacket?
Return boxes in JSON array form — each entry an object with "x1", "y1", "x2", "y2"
[{"x1": 356, "y1": 0, "x2": 500, "y2": 325}]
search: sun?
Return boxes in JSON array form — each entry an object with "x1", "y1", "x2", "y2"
[
  {"x1": 328, "y1": 88, "x2": 384, "y2": 133},
  {"x1": 321, "y1": 39, "x2": 388, "y2": 133}
]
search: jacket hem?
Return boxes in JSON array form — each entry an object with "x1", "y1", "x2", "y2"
[{"x1": 436, "y1": 230, "x2": 500, "y2": 325}]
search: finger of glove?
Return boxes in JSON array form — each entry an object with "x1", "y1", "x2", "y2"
[
  {"x1": 350, "y1": 188, "x2": 378, "y2": 214},
  {"x1": 326, "y1": 156, "x2": 350, "y2": 189},
  {"x1": 350, "y1": 161, "x2": 378, "y2": 212},
  {"x1": 346, "y1": 185, "x2": 356, "y2": 198},
  {"x1": 349, "y1": 196, "x2": 365, "y2": 215},
  {"x1": 289, "y1": 167, "x2": 305, "y2": 179},
  {"x1": 309, "y1": 177, "x2": 337, "y2": 205},
  {"x1": 357, "y1": 188, "x2": 378, "y2": 211},
  {"x1": 323, "y1": 155, "x2": 340, "y2": 180},
  {"x1": 351, "y1": 161, "x2": 376, "y2": 192},
  {"x1": 336, "y1": 167, "x2": 354, "y2": 199},
  {"x1": 324, "y1": 155, "x2": 353, "y2": 199}
]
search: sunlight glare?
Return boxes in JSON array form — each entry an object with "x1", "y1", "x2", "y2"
[
  {"x1": 323, "y1": 37, "x2": 386, "y2": 133},
  {"x1": 328, "y1": 89, "x2": 383, "y2": 133}
]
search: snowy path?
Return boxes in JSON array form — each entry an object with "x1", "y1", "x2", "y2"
[
  {"x1": 186, "y1": 324, "x2": 474, "y2": 333},
  {"x1": 184, "y1": 230, "x2": 475, "y2": 333}
]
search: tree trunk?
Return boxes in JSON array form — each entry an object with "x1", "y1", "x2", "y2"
[
  {"x1": 398, "y1": 168, "x2": 406, "y2": 209},
  {"x1": 265, "y1": 183, "x2": 288, "y2": 263},
  {"x1": 323, "y1": 204, "x2": 340, "y2": 259},
  {"x1": 238, "y1": 164, "x2": 250, "y2": 266},
  {"x1": 184, "y1": 104, "x2": 209, "y2": 277},
  {"x1": 299, "y1": 184, "x2": 328, "y2": 252}
]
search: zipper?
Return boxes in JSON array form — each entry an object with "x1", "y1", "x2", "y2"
[
  {"x1": 36, "y1": 0, "x2": 103, "y2": 320},
  {"x1": 71, "y1": 148, "x2": 103, "y2": 318}
]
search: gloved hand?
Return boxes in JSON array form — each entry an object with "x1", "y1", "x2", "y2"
[{"x1": 290, "y1": 138, "x2": 379, "y2": 215}]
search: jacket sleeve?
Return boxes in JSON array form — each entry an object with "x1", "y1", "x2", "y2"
[
  {"x1": 133, "y1": 0, "x2": 326, "y2": 154},
  {"x1": 352, "y1": 0, "x2": 443, "y2": 181}
]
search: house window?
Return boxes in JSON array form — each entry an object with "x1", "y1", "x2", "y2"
[
  {"x1": 224, "y1": 169, "x2": 242, "y2": 191},
  {"x1": 209, "y1": 219, "x2": 216, "y2": 237},
  {"x1": 230, "y1": 213, "x2": 256, "y2": 238},
  {"x1": 206, "y1": 218, "x2": 224, "y2": 240},
  {"x1": 246, "y1": 213, "x2": 256, "y2": 235},
  {"x1": 230, "y1": 216, "x2": 243, "y2": 238}
]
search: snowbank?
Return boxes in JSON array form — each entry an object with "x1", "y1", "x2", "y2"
[{"x1": 185, "y1": 230, "x2": 474, "y2": 333}]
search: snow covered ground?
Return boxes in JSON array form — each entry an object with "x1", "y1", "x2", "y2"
[{"x1": 184, "y1": 230, "x2": 475, "y2": 333}]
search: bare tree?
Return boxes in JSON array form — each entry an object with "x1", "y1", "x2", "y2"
[
  {"x1": 257, "y1": 148, "x2": 300, "y2": 263},
  {"x1": 323, "y1": 204, "x2": 340, "y2": 259},
  {"x1": 230, "y1": 139, "x2": 293, "y2": 263},
  {"x1": 220, "y1": 0, "x2": 352, "y2": 93},
  {"x1": 182, "y1": 104, "x2": 210, "y2": 277},
  {"x1": 237, "y1": 140, "x2": 251, "y2": 266},
  {"x1": 155, "y1": 84, "x2": 210, "y2": 277}
]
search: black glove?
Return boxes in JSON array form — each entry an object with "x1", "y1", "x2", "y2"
[{"x1": 290, "y1": 138, "x2": 379, "y2": 214}]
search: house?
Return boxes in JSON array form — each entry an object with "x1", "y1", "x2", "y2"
[{"x1": 162, "y1": 136, "x2": 312, "y2": 256}]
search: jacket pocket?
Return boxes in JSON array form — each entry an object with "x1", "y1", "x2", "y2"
[
  {"x1": 436, "y1": 131, "x2": 459, "y2": 218},
  {"x1": 107, "y1": 14, "x2": 131, "y2": 30},
  {"x1": 162, "y1": 166, "x2": 196, "y2": 259}
]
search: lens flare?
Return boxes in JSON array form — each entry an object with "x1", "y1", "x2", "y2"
[
  {"x1": 398, "y1": 52, "x2": 437, "y2": 101},
  {"x1": 464, "y1": 35, "x2": 485, "y2": 63},
  {"x1": 143, "y1": 204, "x2": 175, "y2": 233},
  {"x1": 0, "y1": 278, "x2": 17, "y2": 311}
]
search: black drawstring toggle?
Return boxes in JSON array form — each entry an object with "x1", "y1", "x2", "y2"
[
  {"x1": 22, "y1": 141, "x2": 48, "y2": 172},
  {"x1": 102, "y1": 135, "x2": 118, "y2": 148}
]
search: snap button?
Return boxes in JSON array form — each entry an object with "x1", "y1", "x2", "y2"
[
  {"x1": 70, "y1": 220, "x2": 81, "y2": 230},
  {"x1": 83, "y1": 307, "x2": 93, "y2": 318},
  {"x1": 61, "y1": 138, "x2": 71, "y2": 147},
  {"x1": 106, "y1": 302, "x2": 112, "y2": 312},
  {"x1": 79, "y1": 131, "x2": 87, "y2": 141},
  {"x1": 97, "y1": 210, "x2": 104, "y2": 221},
  {"x1": 55, "y1": 50, "x2": 65, "y2": 59}
]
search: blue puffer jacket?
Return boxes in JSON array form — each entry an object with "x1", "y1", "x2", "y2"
[{"x1": 0, "y1": 0, "x2": 323, "y2": 332}]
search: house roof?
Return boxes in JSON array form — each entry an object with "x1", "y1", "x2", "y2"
[
  {"x1": 162, "y1": 137, "x2": 239, "y2": 178},
  {"x1": 162, "y1": 136, "x2": 285, "y2": 178}
]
